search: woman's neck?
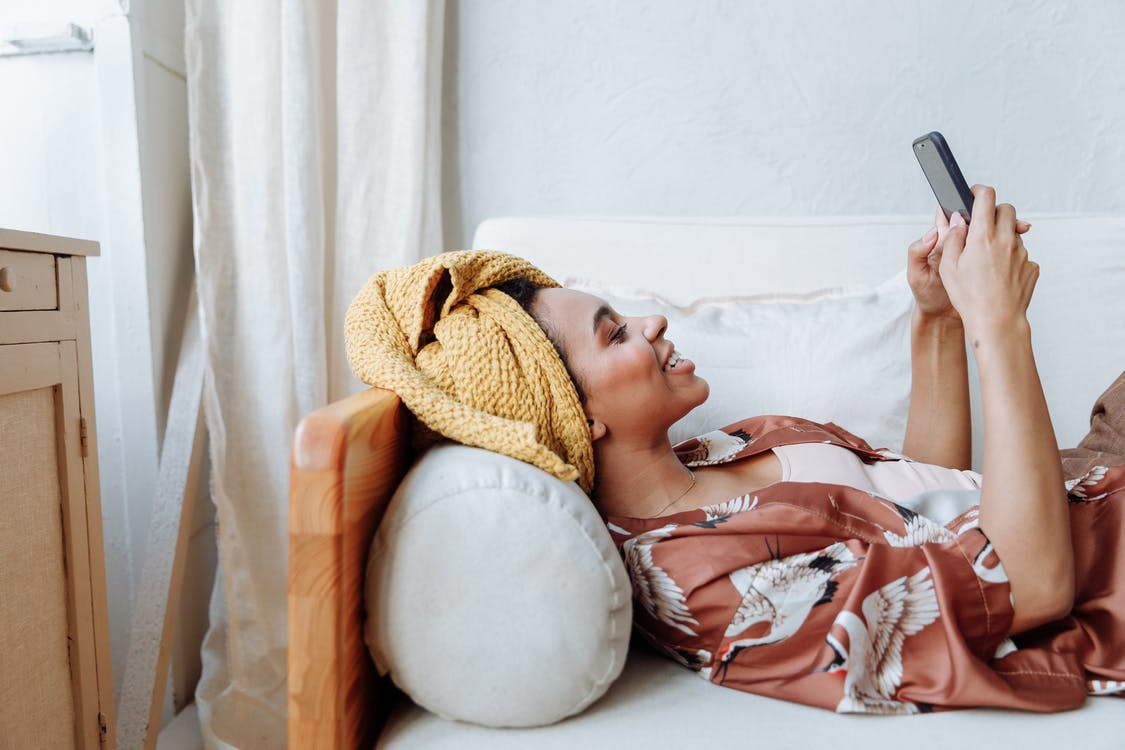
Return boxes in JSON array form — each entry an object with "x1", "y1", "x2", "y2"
[
  {"x1": 592, "y1": 430, "x2": 784, "y2": 519},
  {"x1": 592, "y1": 436, "x2": 696, "y2": 518}
]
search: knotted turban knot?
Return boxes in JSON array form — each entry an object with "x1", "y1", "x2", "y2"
[{"x1": 344, "y1": 250, "x2": 594, "y2": 493}]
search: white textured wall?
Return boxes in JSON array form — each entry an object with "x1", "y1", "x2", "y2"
[{"x1": 444, "y1": 0, "x2": 1125, "y2": 247}]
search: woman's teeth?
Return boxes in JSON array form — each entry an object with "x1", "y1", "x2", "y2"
[{"x1": 663, "y1": 351, "x2": 684, "y2": 371}]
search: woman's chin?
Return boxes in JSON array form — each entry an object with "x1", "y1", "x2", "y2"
[
  {"x1": 693, "y1": 376, "x2": 711, "y2": 406},
  {"x1": 675, "y1": 379, "x2": 710, "y2": 421}
]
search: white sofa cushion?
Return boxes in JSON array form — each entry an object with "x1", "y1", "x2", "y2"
[
  {"x1": 379, "y1": 643, "x2": 1125, "y2": 750},
  {"x1": 364, "y1": 443, "x2": 632, "y2": 728}
]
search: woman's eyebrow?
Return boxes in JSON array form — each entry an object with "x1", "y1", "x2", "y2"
[{"x1": 592, "y1": 304, "x2": 613, "y2": 334}]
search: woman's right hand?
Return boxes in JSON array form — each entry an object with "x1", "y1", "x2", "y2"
[
  {"x1": 939, "y1": 185, "x2": 1074, "y2": 635},
  {"x1": 936, "y1": 185, "x2": 1039, "y2": 344}
]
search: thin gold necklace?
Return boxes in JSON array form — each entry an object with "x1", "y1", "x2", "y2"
[{"x1": 649, "y1": 470, "x2": 697, "y2": 518}]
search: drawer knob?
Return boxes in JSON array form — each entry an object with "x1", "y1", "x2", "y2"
[{"x1": 0, "y1": 266, "x2": 11, "y2": 292}]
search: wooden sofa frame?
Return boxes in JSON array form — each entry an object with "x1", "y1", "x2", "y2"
[{"x1": 288, "y1": 387, "x2": 412, "y2": 749}]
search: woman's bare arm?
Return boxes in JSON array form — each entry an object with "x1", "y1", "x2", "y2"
[
  {"x1": 902, "y1": 215, "x2": 971, "y2": 468},
  {"x1": 939, "y1": 187, "x2": 1073, "y2": 635},
  {"x1": 902, "y1": 308, "x2": 971, "y2": 468}
]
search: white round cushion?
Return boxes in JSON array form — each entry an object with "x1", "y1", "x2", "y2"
[{"x1": 364, "y1": 443, "x2": 633, "y2": 727}]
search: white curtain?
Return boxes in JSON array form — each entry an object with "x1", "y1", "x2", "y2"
[{"x1": 184, "y1": 1, "x2": 444, "y2": 746}]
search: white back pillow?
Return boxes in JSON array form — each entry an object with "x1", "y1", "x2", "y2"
[{"x1": 569, "y1": 272, "x2": 914, "y2": 448}]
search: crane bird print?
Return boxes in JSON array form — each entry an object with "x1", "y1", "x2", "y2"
[
  {"x1": 821, "y1": 566, "x2": 941, "y2": 714},
  {"x1": 622, "y1": 524, "x2": 699, "y2": 636},
  {"x1": 714, "y1": 541, "x2": 859, "y2": 681},
  {"x1": 878, "y1": 499, "x2": 955, "y2": 547},
  {"x1": 694, "y1": 494, "x2": 759, "y2": 528},
  {"x1": 724, "y1": 541, "x2": 859, "y2": 643}
]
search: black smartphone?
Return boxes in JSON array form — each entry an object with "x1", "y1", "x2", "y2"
[{"x1": 913, "y1": 131, "x2": 974, "y2": 224}]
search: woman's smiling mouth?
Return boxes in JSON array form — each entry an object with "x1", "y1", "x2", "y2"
[{"x1": 663, "y1": 350, "x2": 685, "y2": 371}]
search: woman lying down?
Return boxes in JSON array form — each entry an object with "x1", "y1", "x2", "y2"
[{"x1": 345, "y1": 185, "x2": 1124, "y2": 714}]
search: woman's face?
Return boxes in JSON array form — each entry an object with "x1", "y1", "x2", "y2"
[{"x1": 532, "y1": 287, "x2": 709, "y2": 443}]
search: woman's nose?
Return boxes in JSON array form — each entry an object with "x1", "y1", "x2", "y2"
[{"x1": 641, "y1": 313, "x2": 668, "y2": 342}]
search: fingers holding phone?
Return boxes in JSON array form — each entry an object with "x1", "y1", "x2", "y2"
[
  {"x1": 938, "y1": 185, "x2": 1040, "y2": 343},
  {"x1": 912, "y1": 133, "x2": 1037, "y2": 338},
  {"x1": 906, "y1": 217, "x2": 957, "y2": 319}
]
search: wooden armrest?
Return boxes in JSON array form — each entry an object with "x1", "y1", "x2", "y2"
[{"x1": 289, "y1": 387, "x2": 412, "y2": 750}]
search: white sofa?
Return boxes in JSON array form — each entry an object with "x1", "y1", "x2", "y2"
[{"x1": 373, "y1": 214, "x2": 1125, "y2": 749}]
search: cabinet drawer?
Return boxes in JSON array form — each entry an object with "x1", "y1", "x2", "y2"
[{"x1": 0, "y1": 249, "x2": 58, "y2": 311}]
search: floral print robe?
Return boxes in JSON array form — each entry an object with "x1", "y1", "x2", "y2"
[{"x1": 606, "y1": 415, "x2": 1125, "y2": 713}]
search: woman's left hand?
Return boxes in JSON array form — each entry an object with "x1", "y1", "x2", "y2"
[{"x1": 907, "y1": 207, "x2": 1030, "y2": 320}]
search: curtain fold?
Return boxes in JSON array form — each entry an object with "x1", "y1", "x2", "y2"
[{"x1": 184, "y1": 2, "x2": 444, "y2": 746}]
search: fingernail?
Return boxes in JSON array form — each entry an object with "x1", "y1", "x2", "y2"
[
  {"x1": 923, "y1": 226, "x2": 937, "y2": 240},
  {"x1": 950, "y1": 212, "x2": 966, "y2": 228},
  {"x1": 1017, "y1": 220, "x2": 1032, "y2": 230}
]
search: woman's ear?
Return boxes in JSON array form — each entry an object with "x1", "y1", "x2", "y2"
[{"x1": 588, "y1": 418, "x2": 607, "y2": 442}]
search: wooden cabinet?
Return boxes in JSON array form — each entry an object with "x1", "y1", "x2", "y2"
[{"x1": 0, "y1": 229, "x2": 114, "y2": 749}]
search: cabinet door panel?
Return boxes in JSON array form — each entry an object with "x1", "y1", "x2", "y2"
[
  {"x1": 0, "y1": 341, "x2": 100, "y2": 749},
  {"x1": 0, "y1": 383, "x2": 77, "y2": 749}
]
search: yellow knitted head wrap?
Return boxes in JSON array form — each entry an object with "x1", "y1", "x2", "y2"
[{"x1": 345, "y1": 250, "x2": 594, "y2": 492}]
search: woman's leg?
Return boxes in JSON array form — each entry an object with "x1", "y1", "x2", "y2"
[{"x1": 1060, "y1": 370, "x2": 1125, "y2": 479}]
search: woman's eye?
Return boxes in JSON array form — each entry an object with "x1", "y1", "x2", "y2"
[{"x1": 610, "y1": 323, "x2": 628, "y2": 343}]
